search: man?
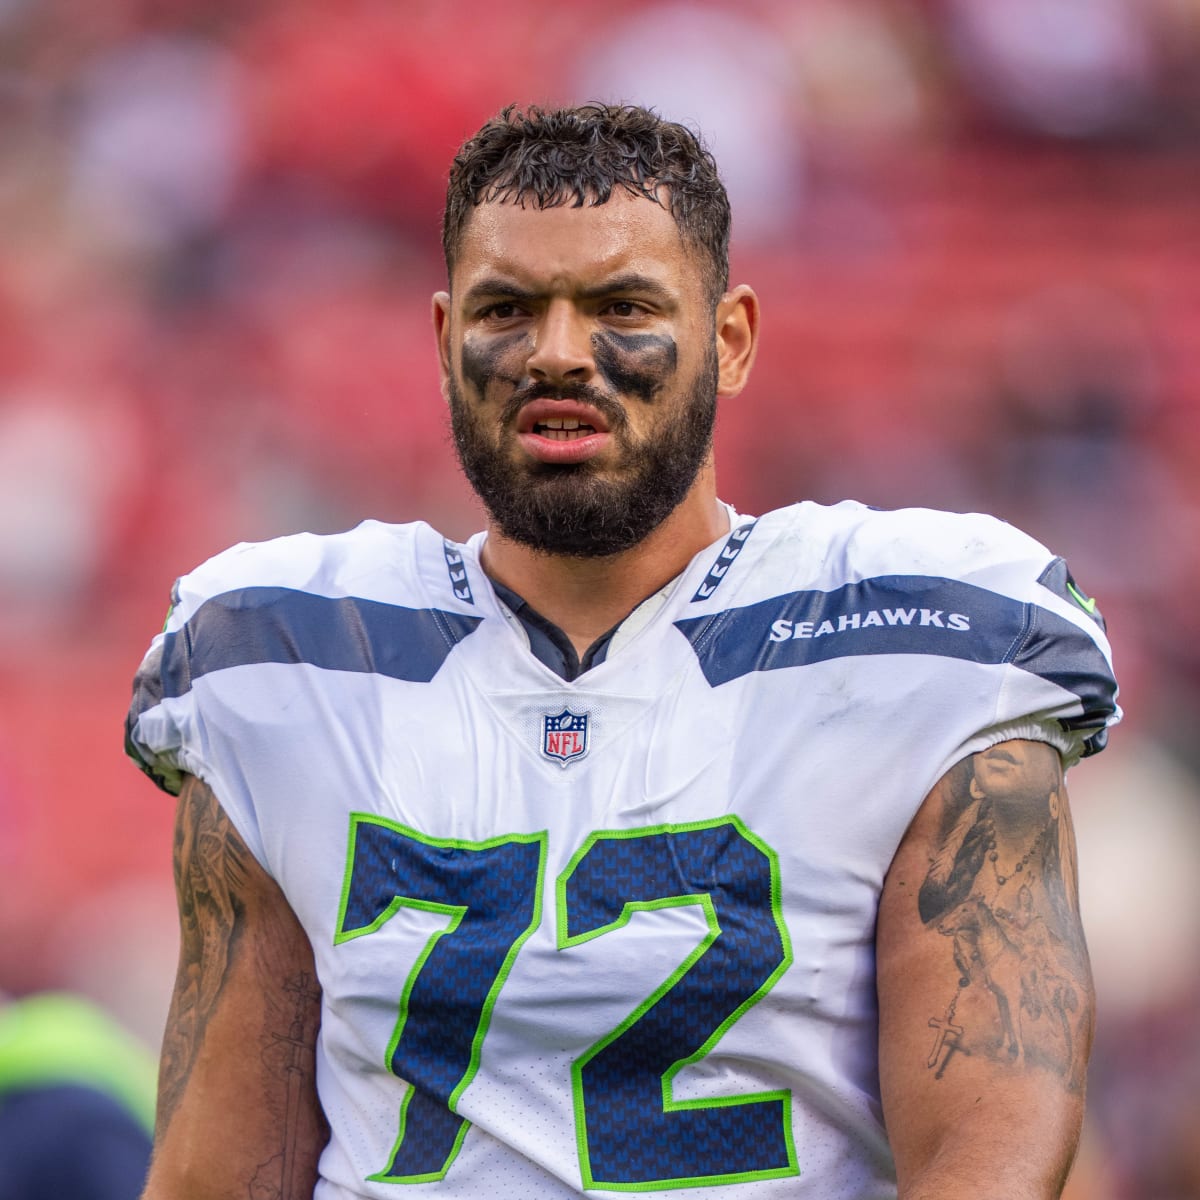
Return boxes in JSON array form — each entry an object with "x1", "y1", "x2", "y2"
[{"x1": 126, "y1": 104, "x2": 1119, "y2": 1199}]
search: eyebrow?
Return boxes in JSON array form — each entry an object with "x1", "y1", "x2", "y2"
[
  {"x1": 460, "y1": 273, "x2": 676, "y2": 306},
  {"x1": 460, "y1": 277, "x2": 539, "y2": 306},
  {"x1": 578, "y1": 273, "x2": 675, "y2": 303}
]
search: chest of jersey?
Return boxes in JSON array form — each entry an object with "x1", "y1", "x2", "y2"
[
  {"x1": 133, "y1": 506, "x2": 1116, "y2": 1197},
  {"x1": 197, "y1": 602, "x2": 976, "y2": 1197}
]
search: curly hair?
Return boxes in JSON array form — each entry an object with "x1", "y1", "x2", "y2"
[{"x1": 442, "y1": 103, "x2": 731, "y2": 303}]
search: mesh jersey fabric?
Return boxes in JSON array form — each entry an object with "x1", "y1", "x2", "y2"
[{"x1": 126, "y1": 500, "x2": 1119, "y2": 1199}]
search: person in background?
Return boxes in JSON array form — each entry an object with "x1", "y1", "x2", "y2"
[{"x1": 0, "y1": 991, "x2": 155, "y2": 1200}]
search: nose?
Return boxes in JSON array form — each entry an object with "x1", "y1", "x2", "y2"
[{"x1": 525, "y1": 300, "x2": 595, "y2": 385}]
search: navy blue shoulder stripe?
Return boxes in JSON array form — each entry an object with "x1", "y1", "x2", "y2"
[
  {"x1": 674, "y1": 574, "x2": 1117, "y2": 750},
  {"x1": 154, "y1": 587, "x2": 483, "y2": 700}
]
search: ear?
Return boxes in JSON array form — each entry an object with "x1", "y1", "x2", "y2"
[
  {"x1": 432, "y1": 291, "x2": 453, "y2": 401},
  {"x1": 714, "y1": 284, "x2": 760, "y2": 399}
]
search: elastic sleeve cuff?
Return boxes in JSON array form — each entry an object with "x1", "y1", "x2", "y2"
[{"x1": 962, "y1": 718, "x2": 1082, "y2": 771}]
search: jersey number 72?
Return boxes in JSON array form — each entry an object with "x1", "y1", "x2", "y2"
[{"x1": 335, "y1": 814, "x2": 797, "y2": 1191}]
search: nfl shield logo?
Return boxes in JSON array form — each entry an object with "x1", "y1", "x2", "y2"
[{"x1": 542, "y1": 708, "x2": 590, "y2": 767}]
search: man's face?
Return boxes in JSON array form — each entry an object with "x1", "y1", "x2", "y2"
[{"x1": 435, "y1": 190, "x2": 720, "y2": 557}]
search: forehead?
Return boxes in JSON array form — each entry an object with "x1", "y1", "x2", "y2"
[{"x1": 451, "y1": 190, "x2": 695, "y2": 293}]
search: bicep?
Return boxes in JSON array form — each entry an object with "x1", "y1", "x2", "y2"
[
  {"x1": 877, "y1": 739, "x2": 1094, "y2": 1199},
  {"x1": 143, "y1": 775, "x2": 327, "y2": 1199}
]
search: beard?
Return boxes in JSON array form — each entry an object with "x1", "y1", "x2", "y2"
[{"x1": 448, "y1": 347, "x2": 719, "y2": 558}]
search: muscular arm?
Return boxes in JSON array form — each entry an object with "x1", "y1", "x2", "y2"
[
  {"x1": 142, "y1": 775, "x2": 328, "y2": 1199},
  {"x1": 878, "y1": 740, "x2": 1094, "y2": 1200}
]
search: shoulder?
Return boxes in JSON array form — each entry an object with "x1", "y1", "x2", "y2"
[
  {"x1": 155, "y1": 517, "x2": 485, "y2": 696},
  {"x1": 169, "y1": 519, "x2": 436, "y2": 621},
  {"x1": 758, "y1": 500, "x2": 1063, "y2": 596},
  {"x1": 769, "y1": 500, "x2": 1119, "y2": 756},
  {"x1": 126, "y1": 519, "x2": 455, "y2": 795}
]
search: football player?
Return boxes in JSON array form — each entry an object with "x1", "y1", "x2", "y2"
[{"x1": 128, "y1": 104, "x2": 1119, "y2": 1199}]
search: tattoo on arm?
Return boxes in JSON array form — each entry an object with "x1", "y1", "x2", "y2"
[
  {"x1": 158, "y1": 775, "x2": 253, "y2": 1133},
  {"x1": 249, "y1": 970, "x2": 326, "y2": 1199},
  {"x1": 917, "y1": 742, "x2": 1092, "y2": 1091},
  {"x1": 158, "y1": 778, "x2": 329, "y2": 1189}
]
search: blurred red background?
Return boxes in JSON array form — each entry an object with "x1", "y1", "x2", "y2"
[{"x1": 2, "y1": 1, "x2": 1199, "y2": 1193}]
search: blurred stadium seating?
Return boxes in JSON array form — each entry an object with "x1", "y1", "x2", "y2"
[{"x1": 1, "y1": 1, "x2": 1198, "y2": 1194}]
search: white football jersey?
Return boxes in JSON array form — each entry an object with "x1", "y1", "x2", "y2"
[{"x1": 127, "y1": 500, "x2": 1119, "y2": 1200}]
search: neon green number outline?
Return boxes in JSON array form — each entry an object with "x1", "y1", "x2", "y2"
[
  {"x1": 555, "y1": 816, "x2": 797, "y2": 1191},
  {"x1": 334, "y1": 813, "x2": 547, "y2": 1184}
]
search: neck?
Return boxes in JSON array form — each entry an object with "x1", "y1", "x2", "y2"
[{"x1": 480, "y1": 469, "x2": 729, "y2": 658}]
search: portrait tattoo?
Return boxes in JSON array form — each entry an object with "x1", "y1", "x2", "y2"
[{"x1": 917, "y1": 742, "x2": 1092, "y2": 1092}]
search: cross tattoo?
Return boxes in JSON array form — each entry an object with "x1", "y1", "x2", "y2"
[
  {"x1": 261, "y1": 972, "x2": 322, "y2": 1200},
  {"x1": 275, "y1": 973, "x2": 318, "y2": 1045},
  {"x1": 927, "y1": 1014, "x2": 966, "y2": 1077}
]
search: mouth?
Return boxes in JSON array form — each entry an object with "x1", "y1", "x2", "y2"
[
  {"x1": 515, "y1": 399, "x2": 613, "y2": 464},
  {"x1": 983, "y1": 747, "x2": 1020, "y2": 766},
  {"x1": 531, "y1": 415, "x2": 598, "y2": 441},
  {"x1": 518, "y1": 399, "x2": 610, "y2": 434}
]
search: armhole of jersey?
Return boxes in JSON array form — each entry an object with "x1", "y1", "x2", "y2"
[{"x1": 930, "y1": 717, "x2": 1078, "y2": 803}]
